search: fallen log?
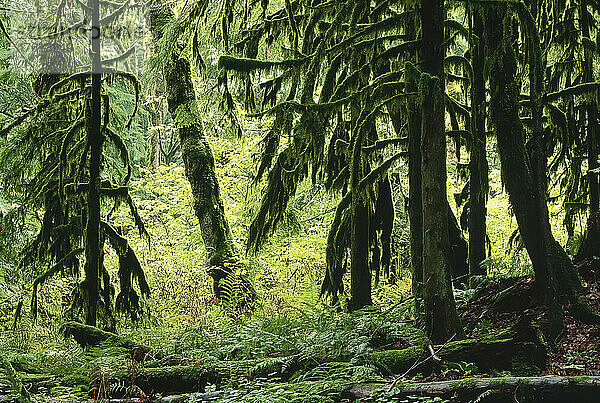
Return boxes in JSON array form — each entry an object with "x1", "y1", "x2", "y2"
[
  {"x1": 108, "y1": 355, "x2": 302, "y2": 397},
  {"x1": 373, "y1": 318, "x2": 546, "y2": 376},
  {"x1": 19, "y1": 353, "x2": 303, "y2": 398},
  {"x1": 103, "y1": 391, "x2": 231, "y2": 402},
  {"x1": 105, "y1": 321, "x2": 544, "y2": 397},
  {"x1": 347, "y1": 376, "x2": 600, "y2": 402},
  {"x1": 0, "y1": 355, "x2": 31, "y2": 402}
]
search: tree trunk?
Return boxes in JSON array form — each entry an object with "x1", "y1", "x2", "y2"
[
  {"x1": 468, "y1": 9, "x2": 488, "y2": 281},
  {"x1": 349, "y1": 195, "x2": 372, "y2": 310},
  {"x1": 149, "y1": 2, "x2": 237, "y2": 291},
  {"x1": 581, "y1": 0, "x2": 599, "y2": 213},
  {"x1": 484, "y1": 8, "x2": 595, "y2": 334},
  {"x1": 407, "y1": 67, "x2": 423, "y2": 313},
  {"x1": 348, "y1": 92, "x2": 372, "y2": 310},
  {"x1": 420, "y1": 0, "x2": 463, "y2": 343},
  {"x1": 447, "y1": 202, "x2": 469, "y2": 284},
  {"x1": 84, "y1": 0, "x2": 103, "y2": 327}
]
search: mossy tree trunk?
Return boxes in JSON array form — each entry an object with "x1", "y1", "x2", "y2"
[
  {"x1": 406, "y1": 66, "x2": 424, "y2": 313},
  {"x1": 84, "y1": 0, "x2": 103, "y2": 327},
  {"x1": 447, "y1": 202, "x2": 468, "y2": 283},
  {"x1": 484, "y1": 7, "x2": 594, "y2": 335},
  {"x1": 468, "y1": 8, "x2": 488, "y2": 282},
  {"x1": 420, "y1": 0, "x2": 463, "y2": 343},
  {"x1": 581, "y1": 0, "x2": 600, "y2": 213},
  {"x1": 149, "y1": 2, "x2": 237, "y2": 292},
  {"x1": 349, "y1": 195, "x2": 372, "y2": 310},
  {"x1": 348, "y1": 91, "x2": 372, "y2": 311},
  {"x1": 574, "y1": 211, "x2": 600, "y2": 281},
  {"x1": 346, "y1": 0, "x2": 375, "y2": 311}
]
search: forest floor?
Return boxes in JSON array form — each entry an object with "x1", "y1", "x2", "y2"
[
  {"x1": 3, "y1": 274, "x2": 600, "y2": 402},
  {"x1": 461, "y1": 273, "x2": 600, "y2": 377}
]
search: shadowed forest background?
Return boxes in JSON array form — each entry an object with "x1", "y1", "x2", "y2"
[{"x1": 1, "y1": 0, "x2": 600, "y2": 401}]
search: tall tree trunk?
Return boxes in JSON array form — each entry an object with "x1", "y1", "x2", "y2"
[
  {"x1": 346, "y1": 0, "x2": 374, "y2": 310},
  {"x1": 468, "y1": 8, "x2": 488, "y2": 282},
  {"x1": 406, "y1": 66, "x2": 424, "y2": 313},
  {"x1": 420, "y1": 0, "x2": 463, "y2": 342},
  {"x1": 84, "y1": 0, "x2": 103, "y2": 327},
  {"x1": 349, "y1": 195, "x2": 371, "y2": 310},
  {"x1": 484, "y1": 7, "x2": 596, "y2": 336},
  {"x1": 149, "y1": 2, "x2": 237, "y2": 292},
  {"x1": 447, "y1": 202, "x2": 468, "y2": 284},
  {"x1": 528, "y1": 0, "x2": 563, "y2": 334},
  {"x1": 348, "y1": 92, "x2": 372, "y2": 311},
  {"x1": 581, "y1": 0, "x2": 599, "y2": 213}
]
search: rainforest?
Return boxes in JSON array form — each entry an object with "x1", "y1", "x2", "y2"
[{"x1": 1, "y1": 0, "x2": 600, "y2": 401}]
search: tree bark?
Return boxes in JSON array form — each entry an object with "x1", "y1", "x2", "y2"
[
  {"x1": 468, "y1": 9, "x2": 488, "y2": 281},
  {"x1": 406, "y1": 66, "x2": 424, "y2": 313},
  {"x1": 581, "y1": 0, "x2": 600, "y2": 213},
  {"x1": 420, "y1": 0, "x2": 463, "y2": 343},
  {"x1": 347, "y1": 376, "x2": 600, "y2": 402},
  {"x1": 447, "y1": 202, "x2": 468, "y2": 284},
  {"x1": 484, "y1": 8, "x2": 595, "y2": 333},
  {"x1": 84, "y1": 0, "x2": 103, "y2": 327},
  {"x1": 149, "y1": 2, "x2": 237, "y2": 291},
  {"x1": 349, "y1": 195, "x2": 372, "y2": 310},
  {"x1": 574, "y1": 211, "x2": 600, "y2": 282}
]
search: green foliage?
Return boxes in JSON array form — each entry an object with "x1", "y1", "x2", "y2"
[
  {"x1": 2, "y1": 0, "x2": 600, "y2": 399},
  {"x1": 0, "y1": 0, "x2": 153, "y2": 327},
  {"x1": 441, "y1": 361, "x2": 478, "y2": 377}
]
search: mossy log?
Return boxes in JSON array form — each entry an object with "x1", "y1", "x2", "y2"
[
  {"x1": 110, "y1": 355, "x2": 302, "y2": 397},
  {"x1": 347, "y1": 376, "x2": 600, "y2": 402},
  {"x1": 21, "y1": 373, "x2": 89, "y2": 395},
  {"x1": 62, "y1": 321, "x2": 150, "y2": 358},
  {"x1": 373, "y1": 320, "x2": 546, "y2": 376},
  {"x1": 0, "y1": 355, "x2": 30, "y2": 402}
]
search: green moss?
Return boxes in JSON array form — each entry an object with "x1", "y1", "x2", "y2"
[
  {"x1": 488, "y1": 377, "x2": 510, "y2": 386},
  {"x1": 372, "y1": 327, "x2": 537, "y2": 376},
  {"x1": 450, "y1": 377, "x2": 478, "y2": 389},
  {"x1": 372, "y1": 346, "x2": 422, "y2": 373},
  {"x1": 510, "y1": 352, "x2": 541, "y2": 376},
  {"x1": 35, "y1": 374, "x2": 90, "y2": 389}
]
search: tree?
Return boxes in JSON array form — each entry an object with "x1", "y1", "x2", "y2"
[
  {"x1": 208, "y1": 0, "x2": 408, "y2": 309},
  {"x1": 580, "y1": 0, "x2": 600, "y2": 214},
  {"x1": 149, "y1": 1, "x2": 251, "y2": 301},
  {"x1": 0, "y1": 0, "x2": 149, "y2": 327},
  {"x1": 484, "y1": 3, "x2": 598, "y2": 337},
  {"x1": 467, "y1": 5, "x2": 488, "y2": 282},
  {"x1": 420, "y1": 0, "x2": 463, "y2": 342},
  {"x1": 85, "y1": 0, "x2": 103, "y2": 326}
]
